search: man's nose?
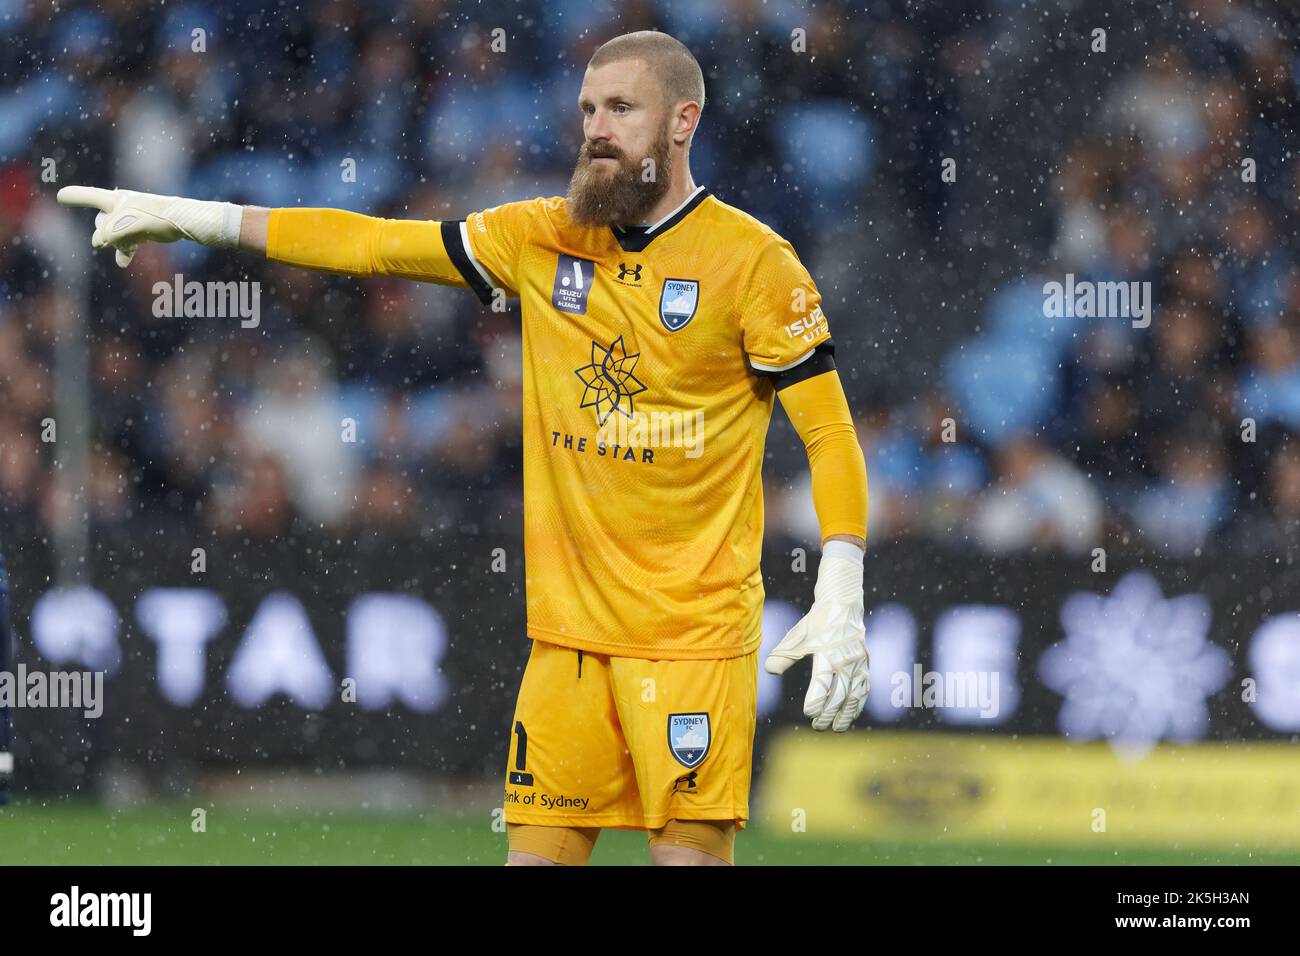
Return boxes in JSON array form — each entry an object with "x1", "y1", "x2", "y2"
[{"x1": 586, "y1": 109, "x2": 613, "y2": 141}]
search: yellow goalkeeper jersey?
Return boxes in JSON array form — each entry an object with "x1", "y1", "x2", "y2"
[{"x1": 442, "y1": 186, "x2": 833, "y2": 660}]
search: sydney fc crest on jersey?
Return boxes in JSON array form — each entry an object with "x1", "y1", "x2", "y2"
[
  {"x1": 668, "y1": 713, "x2": 710, "y2": 768},
  {"x1": 659, "y1": 278, "x2": 699, "y2": 332}
]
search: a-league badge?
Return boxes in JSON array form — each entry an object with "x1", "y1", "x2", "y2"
[
  {"x1": 552, "y1": 253, "x2": 596, "y2": 314},
  {"x1": 659, "y1": 278, "x2": 699, "y2": 332},
  {"x1": 667, "y1": 712, "x2": 711, "y2": 768}
]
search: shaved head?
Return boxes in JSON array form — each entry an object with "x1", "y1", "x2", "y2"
[
  {"x1": 568, "y1": 31, "x2": 704, "y2": 227},
  {"x1": 588, "y1": 30, "x2": 706, "y2": 114}
]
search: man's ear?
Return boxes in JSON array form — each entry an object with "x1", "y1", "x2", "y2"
[{"x1": 672, "y1": 101, "x2": 701, "y2": 147}]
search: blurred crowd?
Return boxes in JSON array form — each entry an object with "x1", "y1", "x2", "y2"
[{"x1": 0, "y1": 0, "x2": 1297, "y2": 558}]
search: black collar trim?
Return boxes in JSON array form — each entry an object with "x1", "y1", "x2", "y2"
[{"x1": 611, "y1": 187, "x2": 710, "y2": 253}]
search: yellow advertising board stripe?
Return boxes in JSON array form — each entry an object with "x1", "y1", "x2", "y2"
[{"x1": 758, "y1": 730, "x2": 1300, "y2": 848}]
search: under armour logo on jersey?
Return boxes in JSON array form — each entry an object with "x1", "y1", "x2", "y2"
[
  {"x1": 574, "y1": 336, "x2": 647, "y2": 425},
  {"x1": 673, "y1": 770, "x2": 699, "y2": 793},
  {"x1": 617, "y1": 262, "x2": 642, "y2": 284}
]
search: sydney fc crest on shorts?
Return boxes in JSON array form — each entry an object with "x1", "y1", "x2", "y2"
[
  {"x1": 659, "y1": 278, "x2": 699, "y2": 332},
  {"x1": 668, "y1": 712, "x2": 710, "y2": 768}
]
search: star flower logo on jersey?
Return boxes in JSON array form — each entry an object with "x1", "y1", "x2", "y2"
[
  {"x1": 574, "y1": 336, "x2": 647, "y2": 425},
  {"x1": 1038, "y1": 571, "x2": 1232, "y2": 759}
]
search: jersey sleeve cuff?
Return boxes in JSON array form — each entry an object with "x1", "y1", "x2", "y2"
[
  {"x1": 441, "y1": 219, "x2": 500, "y2": 307},
  {"x1": 748, "y1": 341, "x2": 836, "y2": 389}
]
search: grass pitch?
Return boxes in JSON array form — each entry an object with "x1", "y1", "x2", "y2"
[{"x1": 1, "y1": 802, "x2": 1294, "y2": 865}]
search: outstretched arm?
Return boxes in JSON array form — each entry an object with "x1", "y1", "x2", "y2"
[{"x1": 55, "y1": 187, "x2": 473, "y2": 289}]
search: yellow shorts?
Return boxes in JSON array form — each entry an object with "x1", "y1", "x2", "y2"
[{"x1": 502, "y1": 640, "x2": 759, "y2": 831}]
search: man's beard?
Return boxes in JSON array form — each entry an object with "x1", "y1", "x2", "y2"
[{"x1": 566, "y1": 127, "x2": 673, "y2": 227}]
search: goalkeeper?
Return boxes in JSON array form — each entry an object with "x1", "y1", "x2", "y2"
[{"x1": 57, "y1": 30, "x2": 870, "y2": 866}]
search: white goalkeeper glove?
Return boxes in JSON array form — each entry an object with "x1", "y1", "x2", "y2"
[
  {"x1": 56, "y1": 186, "x2": 244, "y2": 267},
  {"x1": 764, "y1": 540, "x2": 869, "y2": 732}
]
